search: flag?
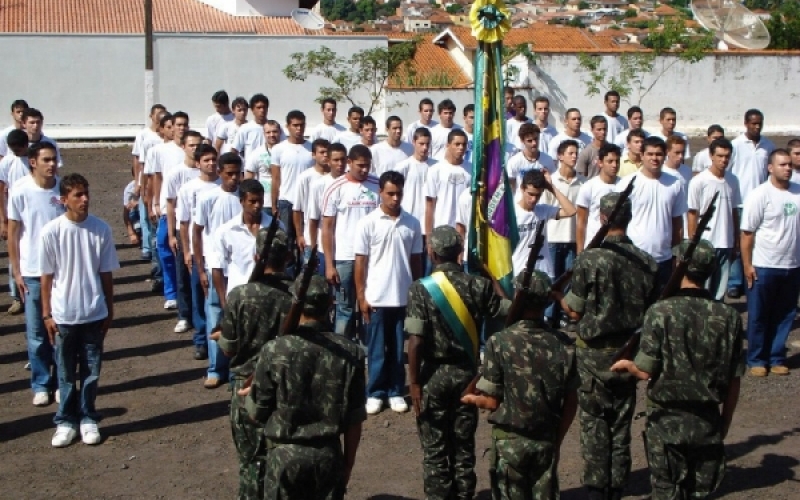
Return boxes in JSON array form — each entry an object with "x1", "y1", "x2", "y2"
[{"x1": 467, "y1": 0, "x2": 517, "y2": 296}]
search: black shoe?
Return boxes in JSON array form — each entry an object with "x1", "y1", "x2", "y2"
[
  {"x1": 194, "y1": 346, "x2": 208, "y2": 361},
  {"x1": 150, "y1": 279, "x2": 163, "y2": 293},
  {"x1": 586, "y1": 487, "x2": 605, "y2": 500},
  {"x1": 609, "y1": 488, "x2": 623, "y2": 500},
  {"x1": 727, "y1": 288, "x2": 741, "y2": 299}
]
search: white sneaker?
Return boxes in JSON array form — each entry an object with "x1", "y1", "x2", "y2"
[
  {"x1": 54, "y1": 390, "x2": 61, "y2": 404},
  {"x1": 24, "y1": 362, "x2": 31, "y2": 371},
  {"x1": 366, "y1": 397, "x2": 383, "y2": 415},
  {"x1": 52, "y1": 425, "x2": 77, "y2": 447},
  {"x1": 174, "y1": 319, "x2": 191, "y2": 333},
  {"x1": 164, "y1": 299, "x2": 177, "y2": 310},
  {"x1": 389, "y1": 396, "x2": 409, "y2": 413},
  {"x1": 33, "y1": 392, "x2": 50, "y2": 406},
  {"x1": 80, "y1": 423, "x2": 102, "y2": 445}
]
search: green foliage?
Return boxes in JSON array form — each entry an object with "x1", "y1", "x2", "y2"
[
  {"x1": 321, "y1": 0, "x2": 401, "y2": 23},
  {"x1": 502, "y1": 44, "x2": 538, "y2": 84},
  {"x1": 567, "y1": 18, "x2": 586, "y2": 28},
  {"x1": 766, "y1": 1, "x2": 800, "y2": 49},
  {"x1": 283, "y1": 41, "x2": 419, "y2": 114},
  {"x1": 578, "y1": 1, "x2": 590, "y2": 10},
  {"x1": 624, "y1": 8, "x2": 637, "y2": 18},
  {"x1": 446, "y1": 4, "x2": 463, "y2": 15}
]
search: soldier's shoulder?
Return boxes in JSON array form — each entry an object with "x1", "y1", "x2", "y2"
[{"x1": 322, "y1": 332, "x2": 366, "y2": 365}]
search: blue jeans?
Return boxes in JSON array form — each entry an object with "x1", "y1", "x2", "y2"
[
  {"x1": 139, "y1": 198, "x2": 151, "y2": 255},
  {"x1": 707, "y1": 249, "x2": 732, "y2": 301},
  {"x1": 546, "y1": 242, "x2": 576, "y2": 325},
  {"x1": 156, "y1": 216, "x2": 177, "y2": 300},
  {"x1": 303, "y1": 247, "x2": 326, "y2": 277},
  {"x1": 24, "y1": 277, "x2": 55, "y2": 393},
  {"x1": 8, "y1": 264, "x2": 17, "y2": 298},
  {"x1": 728, "y1": 208, "x2": 744, "y2": 292},
  {"x1": 334, "y1": 260, "x2": 358, "y2": 340},
  {"x1": 744, "y1": 266, "x2": 800, "y2": 368},
  {"x1": 54, "y1": 319, "x2": 105, "y2": 426},
  {"x1": 655, "y1": 258, "x2": 674, "y2": 294},
  {"x1": 205, "y1": 274, "x2": 229, "y2": 380},
  {"x1": 175, "y1": 234, "x2": 192, "y2": 322},
  {"x1": 365, "y1": 307, "x2": 406, "y2": 399},
  {"x1": 190, "y1": 261, "x2": 206, "y2": 347}
]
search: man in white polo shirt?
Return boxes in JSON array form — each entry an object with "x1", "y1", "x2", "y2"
[
  {"x1": 576, "y1": 144, "x2": 621, "y2": 252},
  {"x1": 741, "y1": 149, "x2": 800, "y2": 377},
  {"x1": 371, "y1": 116, "x2": 413, "y2": 176},
  {"x1": 355, "y1": 171, "x2": 423, "y2": 415},
  {"x1": 309, "y1": 98, "x2": 345, "y2": 142},
  {"x1": 322, "y1": 145, "x2": 380, "y2": 339},
  {"x1": 727, "y1": 108, "x2": 774, "y2": 299}
]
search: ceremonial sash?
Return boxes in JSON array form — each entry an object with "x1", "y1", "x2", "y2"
[{"x1": 420, "y1": 272, "x2": 479, "y2": 366}]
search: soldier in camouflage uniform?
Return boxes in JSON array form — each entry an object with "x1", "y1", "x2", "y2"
[
  {"x1": 553, "y1": 192, "x2": 658, "y2": 500},
  {"x1": 612, "y1": 240, "x2": 744, "y2": 500},
  {"x1": 471, "y1": 271, "x2": 579, "y2": 500},
  {"x1": 218, "y1": 228, "x2": 293, "y2": 500},
  {"x1": 243, "y1": 274, "x2": 366, "y2": 500},
  {"x1": 406, "y1": 225, "x2": 512, "y2": 500}
]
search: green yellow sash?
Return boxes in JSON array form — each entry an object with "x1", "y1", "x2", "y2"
[{"x1": 420, "y1": 272, "x2": 479, "y2": 366}]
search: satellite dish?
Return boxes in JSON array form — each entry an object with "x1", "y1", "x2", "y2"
[
  {"x1": 690, "y1": 0, "x2": 770, "y2": 50},
  {"x1": 291, "y1": 8, "x2": 325, "y2": 31}
]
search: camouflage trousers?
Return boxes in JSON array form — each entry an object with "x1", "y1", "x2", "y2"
[
  {"x1": 263, "y1": 441, "x2": 345, "y2": 500},
  {"x1": 577, "y1": 346, "x2": 637, "y2": 490},
  {"x1": 416, "y1": 363, "x2": 478, "y2": 500},
  {"x1": 489, "y1": 427, "x2": 559, "y2": 500},
  {"x1": 644, "y1": 408, "x2": 726, "y2": 500},
  {"x1": 230, "y1": 379, "x2": 266, "y2": 500}
]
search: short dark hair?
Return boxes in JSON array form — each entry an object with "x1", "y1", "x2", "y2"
[
  {"x1": 598, "y1": 143, "x2": 621, "y2": 160},
  {"x1": 348, "y1": 106, "x2": 365, "y2": 118},
  {"x1": 194, "y1": 144, "x2": 218, "y2": 162},
  {"x1": 707, "y1": 124, "x2": 724, "y2": 136},
  {"x1": 379, "y1": 171, "x2": 405, "y2": 190},
  {"x1": 218, "y1": 152, "x2": 242, "y2": 170},
  {"x1": 386, "y1": 115, "x2": 402, "y2": 129},
  {"x1": 286, "y1": 110, "x2": 305, "y2": 123},
  {"x1": 239, "y1": 179, "x2": 264, "y2": 201},
  {"x1": 150, "y1": 103, "x2": 166, "y2": 115},
  {"x1": 10, "y1": 99, "x2": 29, "y2": 111},
  {"x1": 627, "y1": 129, "x2": 647, "y2": 142},
  {"x1": 447, "y1": 129, "x2": 467, "y2": 144},
  {"x1": 6, "y1": 129, "x2": 27, "y2": 150},
  {"x1": 463, "y1": 104, "x2": 474, "y2": 116},
  {"x1": 413, "y1": 127, "x2": 431, "y2": 141},
  {"x1": 659, "y1": 107, "x2": 676, "y2": 120},
  {"x1": 21, "y1": 108, "x2": 43, "y2": 122},
  {"x1": 359, "y1": 116, "x2": 377, "y2": 130},
  {"x1": 643, "y1": 136, "x2": 667, "y2": 154},
  {"x1": 211, "y1": 90, "x2": 229, "y2": 106},
  {"x1": 250, "y1": 93, "x2": 269, "y2": 109},
  {"x1": 512, "y1": 95, "x2": 526, "y2": 106},
  {"x1": 666, "y1": 135, "x2": 686, "y2": 149},
  {"x1": 349, "y1": 144, "x2": 372, "y2": 161},
  {"x1": 418, "y1": 98, "x2": 434, "y2": 110},
  {"x1": 328, "y1": 143, "x2": 347, "y2": 156},
  {"x1": 159, "y1": 113, "x2": 174, "y2": 128},
  {"x1": 28, "y1": 141, "x2": 57, "y2": 160},
  {"x1": 504, "y1": 87, "x2": 514, "y2": 96},
  {"x1": 518, "y1": 123, "x2": 540, "y2": 139},
  {"x1": 745, "y1": 108, "x2": 763, "y2": 122},
  {"x1": 604, "y1": 90, "x2": 621, "y2": 101},
  {"x1": 520, "y1": 169, "x2": 547, "y2": 190},
  {"x1": 564, "y1": 108, "x2": 581, "y2": 119},
  {"x1": 311, "y1": 139, "x2": 330, "y2": 154},
  {"x1": 172, "y1": 111, "x2": 189, "y2": 123},
  {"x1": 321, "y1": 98, "x2": 337, "y2": 109},
  {"x1": 533, "y1": 96, "x2": 550, "y2": 107},
  {"x1": 557, "y1": 139, "x2": 579, "y2": 156},
  {"x1": 627, "y1": 106, "x2": 643, "y2": 119},
  {"x1": 59, "y1": 173, "x2": 89, "y2": 197},
  {"x1": 438, "y1": 99, "x2": 456, "y2": 113},
  {"x1": 231, "y1": 97, "x2": 248, "y2": 110},
  {"x1": 182, "y1": 130, "x2": 203, "y2": 145},
  {"x1": 709, "y1": 138, "x2": 733, "y2": 156},
  {"x1": 590, "y1": 115, "x2": 608, "y2": 128},
  {"x1": 768, "y1": 148, "x2": 790, "y2": 165},
  {"x1": 787, "y1": 138, "x2": 800, "y2": 150}
]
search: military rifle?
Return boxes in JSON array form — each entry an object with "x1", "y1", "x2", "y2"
[
  {"x1": 280, "y1": 245, "x2": 319, "y2": 336},
  {"x1": 611, "y1": 191, "x2": 720, "y2": 363}
]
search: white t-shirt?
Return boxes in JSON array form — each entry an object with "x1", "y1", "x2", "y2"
[
  {"x1": 162, "y1": 163, "x2": 198, "y2": 225},
  {"x1": 306, "y1": 174, "x2": 338, "y2": 252},
  {"x1": 692, "y1": 147, "x2": 712, "y2": 173},
  {"x1": 651, "y1": 131, "x2": 692, "y2": 159},
  {"x1": 687, "y1": 169, "x2": 741, "y2": 249},
  {"x1": 603, "y1": 113, "x2": 629, "y2": 145},
  {"x1": 370, "y1": 141, "x2": 414, "y2": 176},
  {"x1": 271, "y1": 141, "x2": 313, "y2": 202},
  {"x1": 405, "y1": 119, "x2": 438, "y2": 144},
  {"x1": 395, "y1": 156, "x2": 434, "y2": 231},
  {"x1": 39, "y1": 214, "x2": 120, "y2": 324},
  {"x1": 506, "y1": 117, "x2": 531, "y2": 151},
  {"x1": 547, "y1": 131, "x2": 592, "y2": 159},
  {"x1": 8, "y1": 176, "x2": 65, "y2": 277},
  {"x1": 793, "y1": 169, "x2": 800, "y2": 184},
  {"x1": 333, "y1": 130, "x2": 363, "y2": 152},
  {"x1": 541, "y1": 170, "x2": 585, "y2": 243},
  {"x1": 290, "y1": 167, "x2": 325, "y2": 244},
  {"x1": 132, "y1": 127, "x2": 159, "y2": 160},
  {"x1": 741, "y1": 180, "x2": 800, "y2": 269},
  {"x1": 430, "y1": 123, "x2": 463, "y2": 160},
  {"x1": 506, "y1": 150, "x2": 556, "y2": 199},
  {"x1": 206, "y1": 111, "x2": 234, "y2": 144},
  {"x1": 614, "y1": 128, "x2": 649, "y2": 150},
  {"x1": 309, "y1": 122, "x2": 345, "y2": 142},
  {"x1": 0, "y1": 125, "x2": 16, "y2": 157},
  {"x1": 424, "y1": 160, "x2": 471, "y2": 229},
  {"x1": 195, "y1": 187, "x2": 242, "y2": 268},
  {"x1": 730, "y1": 134, "x2": 774, "y2": 207},
  {"x1": 177, "y1": 177, "x2": 222, "y2": 247},
  {"x1": 138, "y1": 133, "x2": 163, "y2": 163},
  {"x1": 354, "y1": 208, "x2": 423, "y2": 307},
  {"x1": 244, "y1": 144, "x2": 274, "y2": 208},
  {"x1": 213, "y1": 213, "x2": 282, "y2": 296},
  {"x1": 144, "y1": 142, "x2": 184, "y2": 175},
  {"x1": 664, "y1": 164, "x2": 692, "y2": 237},
  {"x1": 615, "y1": 172, "x2": 688, "y2": 263},
  {"x1": 513, "y1": 203, "x2": 560, "y2": 278},
  {"x1": 123, "y1": 180, "x2": 137, "y2": 207},
  {"x1": 575, "y1": 175, "x2": 620, "y2": 248},
  {"x1": 215, "y1": 120, "x2": 244, "y2": 154},
  {"x1": 536, "y1": 125, "x2": 558, "y2": 160},
  {"x1": 231, "y1": 122, "x2": 265, "y2": 158},
  {"x1": 322, "y1": 175, "x2": 380, "y2": 261},
  {"x1": 0, "y1": 153, "x2": 29, "y2": 191}
]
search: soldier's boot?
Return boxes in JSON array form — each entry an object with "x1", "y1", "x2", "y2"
[
  {"x1": 586, "y1": 486, "x2": 606, "y2": 500},
  {"x1": 609, "y1": 488, "x2": 624, "y2": 500}
]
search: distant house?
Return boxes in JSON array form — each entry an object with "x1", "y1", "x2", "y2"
[{"x1": 404, "y1": 16, "x2": 432, "y2": 32}]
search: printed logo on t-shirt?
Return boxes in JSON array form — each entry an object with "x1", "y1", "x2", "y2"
[
  {"x1": 347, "y1": 188, "x2": 378, "y2": 208},
  {"x1": 518, "y1": 221, "x2": 539, "y2": 233},
  {"x1": 784, "y1": 202, "x2": 798, "y2": 217},
  {"x1": 448, "y1": 172, "x2": 467, "y2": 185}
]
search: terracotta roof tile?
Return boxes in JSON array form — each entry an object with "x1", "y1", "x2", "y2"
[
  {"x1": 443, "y1": 24, "x2": 626, "y2": 52},
  {"x1": 389, "y1": 35, "x2": 471, "y2": 89}
]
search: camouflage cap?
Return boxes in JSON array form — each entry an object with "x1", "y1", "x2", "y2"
[
  {"x1": 672, "y1": 239, "x2": 716, "y2": 276},
  {"x1": 599, "y1": 192, "x2": 632, "y2": 225},
  {"x1": 429, "y1": 225, "x2": 463, "y2": 259},
  {"x1": 255, "y1": 227, "x2": 289, "y2": 259},
  {"x1": 514, "y1": 270, "x2": 552, "y2": 307},
  {"x1": 291, "y1": 274, "x2": 331, "y2": 316}
]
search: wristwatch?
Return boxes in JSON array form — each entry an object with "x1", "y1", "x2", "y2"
[{"x1": 42, "y1": 315, "x2": 52, "y2": 321}]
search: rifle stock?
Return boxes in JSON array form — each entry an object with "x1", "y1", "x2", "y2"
[
  {"x1": 280, "y1": 245, "x2": 319, "y2": 336},
  {"x1": 505, "y1": 220, "x2": 546, "y2": 327},
  {"x1": 248, "y1": 214, "x2": 281, "y2": 282}
]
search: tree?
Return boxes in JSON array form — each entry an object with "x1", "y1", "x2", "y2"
[
  {"x1": 766, "y1": 1, "x2": 800, "y2": 49},
  {"x1": 624, "y1": 8, "x2": 637, "y2": 18},
  {"x1": 502, "y1": 44, "x2": 538, "y2": 85},
  {"x1": 283, "y1": 41, "x2": 419, "y2": 115},
  {"x1": 577, "y1": 18, "x2": 713, "y2": 105},
  {"x1": 578, "y1": 1, "x2": 590, "y2": 10},
  {"x1": 446, "y1": 4, "x2": 464, "y2": 15}
]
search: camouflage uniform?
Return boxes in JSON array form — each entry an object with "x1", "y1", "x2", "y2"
[
  {"x1": 636, "y1": 241, "x2": 745, "y2": 500},
  {"x1": 477, "y1": 271, "x2": 579, "y2": 500},
  {"x1": 563, "y1": 193, "x2": 658, "y2": 495},
  {"x1": 245, "y1": 275, "x2": 367, "y2": 500},
  {"x1": 405, "y1": 226, "x2": 512, "y2": 500},
  {"x1": 219, "y1": 229, "x2": 292, "y2": 500}
]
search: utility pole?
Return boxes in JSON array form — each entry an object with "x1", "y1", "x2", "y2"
[{"x1": 144, "y1": 0, "x2": 154, "y2": 123}]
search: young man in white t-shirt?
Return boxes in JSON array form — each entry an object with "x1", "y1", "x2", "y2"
[
  {"x1": 741, "y1": 149, "x2": 800, "y2": 377},
  {"x1": 146, "y1": 112, "x2": 188, "y2": 224},
  {"x1": 333, "y1": 106, "x2": 364, "y2": 152},
  {"x1": 602, "y1": 90, "x2": 629, "y2": 145},
  {"x1": 0, "y1": 130, "x2": 31, "y2": 313},
  {"x1": 371, "y1": 116, "x2": 413, "y2": 176},
  {"x1": 532, "y1": 96, "x2": 558, "y2": 157},
  {"x1": 231, "y1": 94, "x2": 269, "y2": 159},
  {"x1": 692, "y1": 124, "x2": 724, "y2": 175},
  {"x1": 425, "y1": 129, "x2": 471, "y2": 255},
  {"x1": 40, "y1": 173, "x2": 119, "y2": 448},
  {"x1": 136, "y1": 107, "x2": 168, "y2": 269},
  {"x1": 355, "y1": 171, "x2": 423, "y2": 415},
  {"x1": 507, "y1": 123, "x2": 557, "y2": 199},
  {"x1": 213, "y1": 96, "x2": 248, "y2": 154},
  {"x1": 547, "y1": 108, "x2": 592, "y2": 159},
  {"x1": 613, "y1": 106, "x2": 649, "y2": 150},
  {"x1": 306, "y1": 143, "x2": 348, "y2": 278},
  {"x1": 575, "y1": 115, "x2": 608, "y2": 179},
  {"x1": 322, "y1": 145, "x2": 380, "y2": 339},
  {"x1": 8, "y1": 142, "x2": 65, "y2": 406},
  {"x1": 405, "y1": 98, "x2": 438, "y2": 144},
  {"x1": 664, "y1": 135, "x2": 693, "y2": 237},
  {"x1": 789, "y1": 138, "x2": 800, "y2": 184},
  {"x1": 429, "y1": 99, "x2": 462, "y2": 160},
  {"x1": 615, "y1": 136, "x2": 688, "y2": 291},
  {"x1": 21, "y1": 108, "x2": 63, "y2": 168},
  {"x1": 650, "y1": 107, "x2": 691, "y2": 159},
  {"x1": 358, "y1": 115, "x2": 378, "y2": 148},
  {"x1": 506, "y1": 95, "x2": 531, "y2": 152},
  {"x1": 396, "y1": 127, "x2": 434, "y2": 245},
  {"x1": 291, "y1": 139, "x2": 329, "y2": 274},
  {"x1": 309, "y1": 98, "x2": 345, "y2": 142},
  {"x1": 0, "y1": 99, "x2": 28, "y2": 159},
  {"x1": 193, "y1": 153, "x2": 243, "y2": 385},
  {"x1": 576, "y1": 144, "x2": 621, "y2": 252},
  {"x1": 205, "y1": 90, "x2": 234, "y2": 145},
  {"x1": 243, "y1": 120, "x2": 281, "y2": 211},
  {"x1": 688, "y1": 138, "x2": 740, "y2": 300}
]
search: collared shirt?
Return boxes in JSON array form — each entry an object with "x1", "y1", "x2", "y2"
[
  {"x1": 212, "y1": 213, "x2": 282, "y2": 296},
  {"x1": 619, "y1": 155, "x2": 642, "y2": 177},
  {"x1": 541, "y1": 169, "x2": 585, "y2": 243},
  {"x1": 730, "y1": 134, "x2": 775, "y2": 207},
  {"x1": 195, "y1": 187, "x2": 241, "y2": 267}
]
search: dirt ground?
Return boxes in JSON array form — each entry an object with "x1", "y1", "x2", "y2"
[{"x1": 0, "y1": 143, "x2": 799, "y2": 499}]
